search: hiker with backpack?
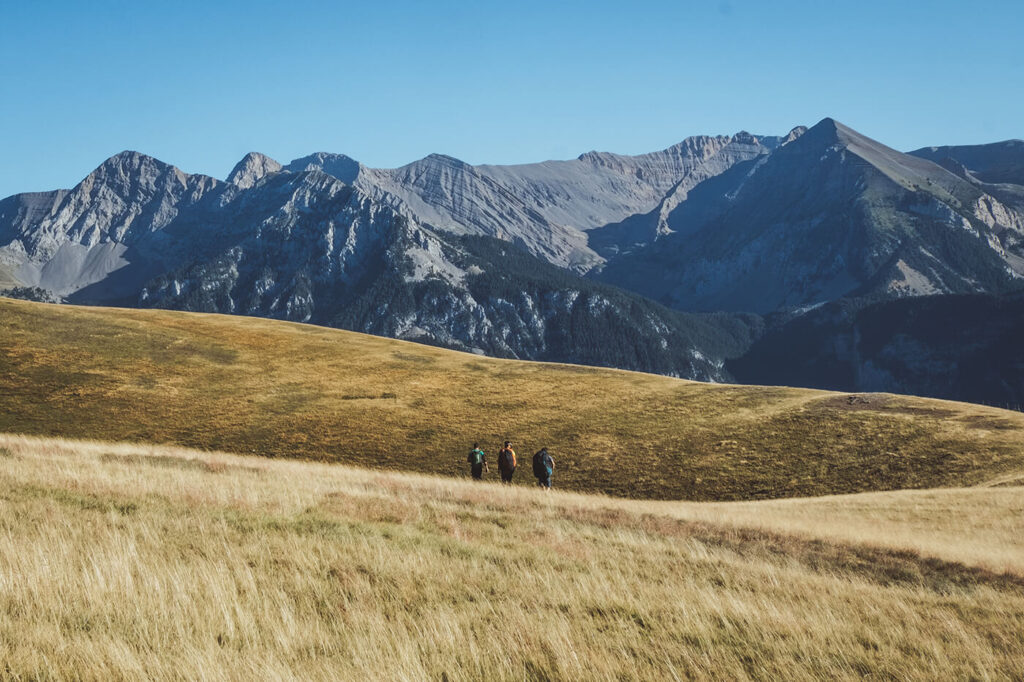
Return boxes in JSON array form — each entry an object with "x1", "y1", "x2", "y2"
[
  {"x1": 497, "y1": 441, "x2": 517, "y2": 484},
  {"x1": 467, "y1": 443, "x2": 488, "y2": 480},
  {"x1": 532, "y1": 447, "x2": 554, "y2": 490}
]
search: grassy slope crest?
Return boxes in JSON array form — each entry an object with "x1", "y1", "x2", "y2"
[{"x1": 1, "y1": 296, "x2": 1023, "y2": 500}]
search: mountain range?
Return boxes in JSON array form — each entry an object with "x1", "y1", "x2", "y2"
[
  {"x1": 1, "y1": 117, "x2": 1022, "y2": 404},
  {"x1": 596, "y1": 119, "x2": 1024, "y2": 312}
]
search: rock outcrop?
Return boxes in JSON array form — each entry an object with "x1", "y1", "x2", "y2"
[{"x1": 227, "y1": 152, "x2": 283, "y2": 189}]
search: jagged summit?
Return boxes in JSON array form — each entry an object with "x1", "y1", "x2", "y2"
[
  {"x1": 729, "y1": 131, "x2": 758, "y2": 144},
  {"x1": 795, "y1": 118, "x2": 914, "y2": 163},
  {"x1": 89, "y1": 150, "x2": 177, "y2": 179},
  {"x1": 793, "y1": 116, "x2": 846, "y2": 144},
  {"x1": 227, "y1": 152, "x2": 282, "y2": 189},
  {"x1": 574, "y1": 149, "x2": 637, "y2": 166},
  {"x1": 101, "y1": 150, "x2": 157, "y2": 165},
  {"x1": 597, "y1": 117, "x2": 1024, "y2": 314},
  {"x1": 776, "y1": 117, "x2": 968, "y2": 194},
  {"x1": 82, "y1": 150, "x2": 223, "y2": 195},
  {"x1": 284, "y1": 152, "x2": 363, "y2": 184},
  {"x1": 411, "y1": 153, "x2": 472, "y2": 169},
  {"x1": 788, "y1": 117, "x2": 885, "y2": 151},
  {"x1": 82, "y1": 151, "x2": 223, "y2": 198},
  {"x1": 580, "y1": 134, "x2": 738, "y2": 165},
  {"x1": 660, "y1": 134, "x2": 732, "y2": 155},
  {"x1": 782, "y1": 125, "x2": 808, "y2": 145}
]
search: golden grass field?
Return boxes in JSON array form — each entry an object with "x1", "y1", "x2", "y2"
[
  {"x1": 0, "y1": 433, "x2": 1022, "y2": 680},
  {"x1": 2, "y1": 297, "x2": 1023, "y2": 501}
]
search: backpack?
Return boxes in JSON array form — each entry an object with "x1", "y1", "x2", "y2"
[
  {"x1": 468, "y1": 449, "x2": 484, "y2": 466},
  {"x1": 499, "y1": 448, "x2": 515, "y2": 470},
  {"x1": 532, "y1": 450, "x2": 546, "y2": 477}
]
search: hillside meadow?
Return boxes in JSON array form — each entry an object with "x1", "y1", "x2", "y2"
[
  {"x1": 2, "y1": 297, "x2": 1024, "y2": 501},
  {"x1": 0, "y1": 433, "x2": 1022, "y2": 680}
]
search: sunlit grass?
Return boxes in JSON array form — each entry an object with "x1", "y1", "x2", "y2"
[
  {"x1": 0, "y1": 433, "x2": 1021, "y2": 680},
  {"x1": 2, "y1": 297, "x2": 1023, "y2": 501}
]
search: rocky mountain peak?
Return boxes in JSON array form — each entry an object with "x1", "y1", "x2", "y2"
[
  {"x1": 576, "y1": 150, "x2": 605, "y2": 163},
  {"x1": 90, "y1": 151, "x2": 177, "y2": 182},
  {"x1": 74, "y1": 151, "x2": 213, "y2": 204},
  {"x1": 797, "y1": 117, "x2": 845, "y2": 145},
  {"x1": 782, "y1": 125, "x2": 808, "y2": 145},
  {"x1": 284, "y1": 153, "x2": 363, "y2": 184},
  {"x1": 661, "y1": 135, "x2": 729, "y2": 157},
  {"x1": 779, "y1": 118, "x2": 876, "y2": 159},
  {"x1": 227, "y1": 152, "x2": 283, "y2": 189},
  {"x1": 419, "y1": 154, "x2": 472, "y2": 170},
  {"x1": 730, "y1": 131, "x2": 759, "y2": 145}
]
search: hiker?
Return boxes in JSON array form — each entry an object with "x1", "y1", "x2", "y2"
[
  {"x1": 467, "y1": 443, "x2": 487, "y2": 480},
  {"x1": 532, "y1": 447, "x2": 554, "y2": 490},
  {"x1": 497, "y1": 440, "x2": 517, "y2": 484}
]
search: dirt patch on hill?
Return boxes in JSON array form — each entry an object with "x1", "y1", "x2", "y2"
[{"x1": 813, "y1": 394, "x2": 959, "y2": 418}]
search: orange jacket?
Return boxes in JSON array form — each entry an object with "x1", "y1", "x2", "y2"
[{"x1": 498, "y1": 447, "x2": 517, "y2": 470}]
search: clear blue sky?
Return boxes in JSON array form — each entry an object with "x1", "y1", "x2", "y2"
[{"x1": 2, "y1": 0, "x2": 1022, "y2": 198}]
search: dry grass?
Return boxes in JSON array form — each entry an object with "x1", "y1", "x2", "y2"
[
  {"x1": 1, "y1": 433, "x2": 1023, "y2": 680},
  {"x1": 659, "y1": 486, "x2": 1024, "y2": 575},
  {"x1": 2, "y1": 297, "x2": 1023, "y2": 501}
]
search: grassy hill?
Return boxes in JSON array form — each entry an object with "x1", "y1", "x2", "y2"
[
  {"x1": 1, "y1": 433, "x2": 1022, "y2": 679},
  {"x1": 2, "y1": 297, "x2": 1023, "y2": 500}
]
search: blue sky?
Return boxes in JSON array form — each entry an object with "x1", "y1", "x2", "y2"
[{"x1": 2, "y1": 0, "x2": 1022, "y2": 198}]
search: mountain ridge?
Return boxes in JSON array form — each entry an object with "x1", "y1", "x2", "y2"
[
  {"x1": 595, "y1": 117, "x2": 1024, "y2": 313},
  {"x1": 1, "y1": 149, "x2": 761, "y2": 379},
  {"x1": 2, "y1": 117, "x2": 1023, "y2": 406}
]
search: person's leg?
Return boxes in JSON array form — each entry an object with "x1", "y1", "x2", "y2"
[{"x1": 472, "y1": 464, "x2": 483, "y2": 480}]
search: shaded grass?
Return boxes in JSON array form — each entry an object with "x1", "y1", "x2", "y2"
[
  {"x1": 99, "y1": 452, "x2": 263, "y2": 475},
  {"x1": 1, "y1": 297, "x2": 1023, "y2": 500}
]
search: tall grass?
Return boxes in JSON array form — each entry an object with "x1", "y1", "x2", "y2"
[{"x1": 1, "y1": 433, "x2": 1022, "y2": 680}]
